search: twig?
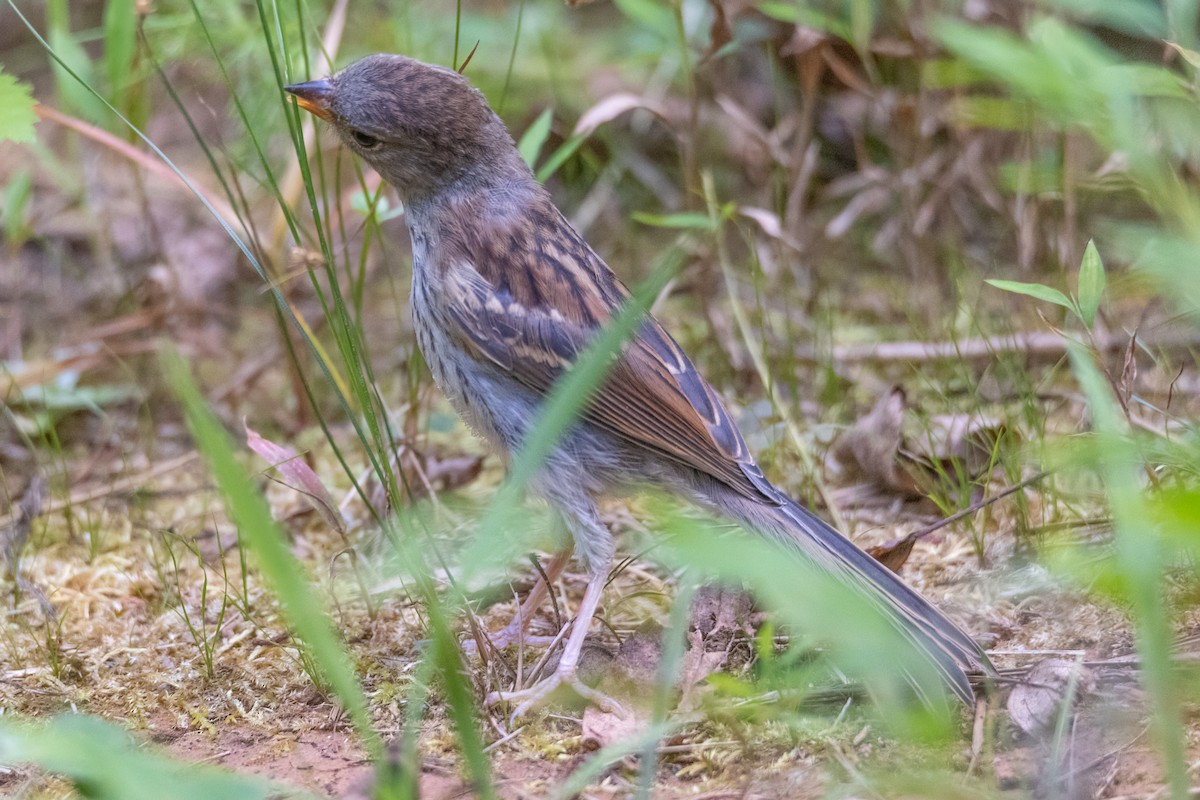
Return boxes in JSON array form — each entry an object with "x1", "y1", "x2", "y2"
[
  {"x1": 481, "y1": 724, "x2": 526, "y2": 754},
  {"x1": 887, "y1": 469, "x2": 1052, "y2": 550},
  {"x1": 967, "y1": 696, "x2": 988, "y2": 776},
  {"x1": 0, "y1": 452, "x2": 199, "y2": 532},
  {"x1": 797, "y1": 328, "x2": 1200, "y2": 366}
]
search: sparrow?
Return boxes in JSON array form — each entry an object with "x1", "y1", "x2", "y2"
[{"x1": 285, "y1": 54, "x2": 994, "y2": 718}]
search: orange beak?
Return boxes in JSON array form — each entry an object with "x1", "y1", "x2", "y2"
[{"x1": 284, "y1": 79, "x2": 335, "y2": 121}]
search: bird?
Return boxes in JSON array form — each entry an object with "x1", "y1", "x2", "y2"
[{"x1": 285, "y1": 54, "x2": 994, "y2": 719}]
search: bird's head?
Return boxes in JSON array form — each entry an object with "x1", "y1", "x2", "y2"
[{"x1": 286, "y1": 54, "x2": 523, "y2": 205}]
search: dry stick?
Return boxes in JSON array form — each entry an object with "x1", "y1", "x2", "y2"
[
  {"x1": 5, "y1": 348, "x2": 119, "y2": 393},
  {"x1": 799, "y1": 328, "x2": 1200, "y2": 366},
  {"x1": 531, "y1": 553, "x2": 564, "y2": 631},
  {"x1": 966, "y1": 696, "x2": 988, "y2": 777},
  {"x1": 0, "y1": 452, "x2": 200, "y2": 532},
  {"x1": 893, "y1": 469, "x2": 1053, "y2": 550}
]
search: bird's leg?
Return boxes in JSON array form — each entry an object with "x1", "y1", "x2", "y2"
[
  {"x1": 483, "y1": 560, "x2": 625, "y2": 721},
  {"x1": 464, "y1": 549, "x2": 571, "y2": 654}
]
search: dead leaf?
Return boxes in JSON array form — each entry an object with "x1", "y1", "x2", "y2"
[
  {"x1": 579, "y1": 634, "x2": 653, "y2": 749},
  {"x1": 573, "y1": 94, "x2": 664, "y2": 139},
  {"x1": 782, "y1": 25, "x2": 828, "y2": 59},
  {"x1": 679, "y1": 585, "x2": 754, "y2": 710},
  {"x1": 1118, "y1": 330, "x2": 1138, "y2": 411},
  {"x1": 828, "y1": 386, "x2": 922, "y2": 496},
  {"x1": 865, "y1": 537, "x2": 916, "y2": 574},
  {"x1": 738, "y1": 206, "x2": 804, "y2": 252},
  {"x1": 688, "y1": 584, "x2": 753, "y2": 649},
  {"x1": 1007, "y1": 658, "x2": 1094, "y2": 736},
  {"x1": 191, "y1": 526, "x2": 239, "y2": 564},
  {"x1": 824, "y1": 184, "x2": 891, "y2": 239},
  {"x1": 368, "y1": 446, "x2": 485, "y2": 513},
  {"x1": 701, "y1": 0, "x2": 733, "y2": 63},
  {"x1": 244, "y1": 422, "x2": 345, "y2": 535},
  {"x1": 577, "y1": 642, "x2": 618, "y2": 688},
  {"x1": 822, "y1": 45, "x2": 874, "y2": 95},
  {"x1": 993, "y1": 746, "x2": 1039, "y2": 790}
]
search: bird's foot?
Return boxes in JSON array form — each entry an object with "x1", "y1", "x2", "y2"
[
  {"x1": 485, "y1": 667, "x2": 625, "y2": 723},
  {"x1": 461, "y1": 624, "x2": 559, "y2": 655}
]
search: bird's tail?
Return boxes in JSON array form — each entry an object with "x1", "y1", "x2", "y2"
[{"x1": 724, "y1": 493, "x2": 993, "y2": 705}]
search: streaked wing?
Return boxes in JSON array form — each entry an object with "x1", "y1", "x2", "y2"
[{"x1": 440, "y1": 218, "x2": 782, "y2": 505}]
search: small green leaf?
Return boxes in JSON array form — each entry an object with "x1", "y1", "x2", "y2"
[
  {"x1": 535, "y1": 133, "x2": 584, "y2": 183},
  {"x1": 0, "y1": 71, "x2": 38, "y2": 144},
  {"x1": 922, "y1": 57, "x2": 989, "y2": 90},
  {"x1": 952, "y1": 96, "x2": 1034, "y2": 131},
  {"x1": 517, "y1": 106, "x2": 553, "y2": 170},
  {"x1": 985, "y1": 279, "x2": 1075, "y2": 311},
  {"x1": 631, "y1": 211, "x2": 717, "y2": 230},
  {"x1": 1077, "y1": 239, "x2": 1106, "y2": 327}
]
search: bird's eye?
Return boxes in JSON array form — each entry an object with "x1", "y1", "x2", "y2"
[{"x1": 351, "y1": 130, "x2": 380, "y2": 149}]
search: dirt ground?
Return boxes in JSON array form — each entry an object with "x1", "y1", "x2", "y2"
[{"x1": 2, "y1": 420, "x2": 1196, "y2": 798}]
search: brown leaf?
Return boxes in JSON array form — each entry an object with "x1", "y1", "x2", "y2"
[
  {"x1": 245, "y1": 422, "x2": 345, "y2": 535},
  {"x1": 702, "y1": 0, "x2": 733, "y2": 63},
  {"x1": 191, "y1": 526, "x2": 239, "y2": 564},
  {"x1": 1119, "y1": 330, "x2": 1138, "y2": 411},
  {"x1": 572, "y1": 94, "x2": 664, "y2": 139},
  {"x1": 822, "y1": 45, "x2": 874, "y2": 95},
  {"x1": 371, "y1": 448, "x2": 485, "y2": 513},
  {"x1": 828, "y1": 386, "x2": 922, "y2": 496},
  {"x1": 782, "y1": 26, "x2": 830, "y2": 93},
  {"x1": 688, "y1": 584, "x2": 753, "y2": 647},
  {"x1": 782, "y1": 25, "x2": 828, "y2": 59},
  {"x1": 737, "y1": 206, "x2": 804, "y2": 252},
  {"x1": 580, "y1": 634, "x2": 654, "y2": 749},
  {"x1": 679, "y1": 585, "x2": 754, "y2": 710},
  {"x1": 865, "y1": 537, "x2": 916, "y2": 574},
  {"x1": 993, "y1": 747, "x2": 1039, "y2": 790},
  {"x1": 678, "y1": 629, "x2": 732, "y2": 713}
]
